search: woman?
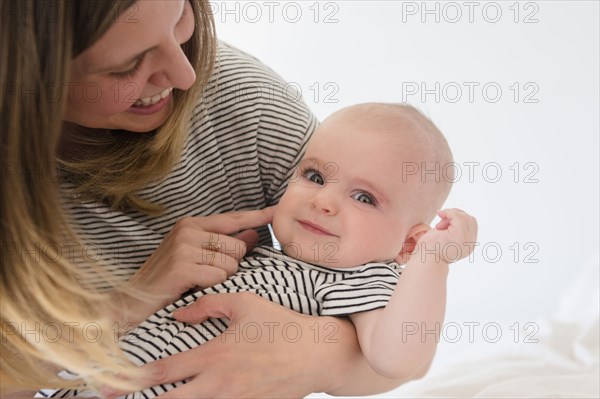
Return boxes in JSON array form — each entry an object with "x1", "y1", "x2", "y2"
[{"x1": 1, "y1": 1, "x2": 410, "y2": 397}]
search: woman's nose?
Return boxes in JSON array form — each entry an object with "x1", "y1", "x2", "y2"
[{"x1": 149, "y1": 44, "x2": 196, "y2": 90}]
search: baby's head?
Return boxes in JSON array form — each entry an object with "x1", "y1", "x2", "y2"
[
  {"x1": 273, "y1": 103, "x2": 454, "y2": 267},
  {"x1": 336, "y1": 103, "x2": 454, "y2": 224}
]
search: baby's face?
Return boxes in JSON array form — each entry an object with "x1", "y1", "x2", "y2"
[{"x1": 272, "y1": 113, "x2": 418, "y2": 268}]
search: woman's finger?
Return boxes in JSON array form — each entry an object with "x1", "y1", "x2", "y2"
[
  {"x1": 233, "y1": 229, "x2": 260, "y2": 254},
  {"x1": 156, "y1": 379, "x2": 219, "y2": 399},
  {"x1": 173, "y1": 293, "x2": 239, "y2": 324},
  {"x1": 190, "y1": 206, "x2": 276, "y2": 235},
  {"x1": 140, "y1": 344, "x2": 217, "y2": 390},
  {"x1": 102, "y1": 348, "x2": 213, "y2": 399},
  {"x1": 199, "y1": 232, "x2": 247, "y2": 261},
  {"x1": 184, "y1": 265, "x2": 228, "y2": 288},
  {"x1": 204, "y1": 251, "x2": 239, "y2": 277}
]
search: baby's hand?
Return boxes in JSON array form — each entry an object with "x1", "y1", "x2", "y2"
[{"x1": 417, "y1": 208, "x2": 478, "y2": 264}]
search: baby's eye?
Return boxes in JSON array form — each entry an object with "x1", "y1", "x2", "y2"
[
  {"x1": 303, "y1": 169, "x2": 325, "y2": 185},
  {"x1": 352, "y1": 192, "x2": 376, "y2": 206}
]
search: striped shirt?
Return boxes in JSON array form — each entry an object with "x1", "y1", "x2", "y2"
[
  {"x1": 118, "y1": 246, "x2": 400, "y2": 398},
  {"x1": 47, "y1": 247, "x2": 400, "y2": 399}
]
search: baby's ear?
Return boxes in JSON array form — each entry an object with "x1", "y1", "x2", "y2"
[{"x1": 395, "y1": 224, "x2": 430, "y2": 265}]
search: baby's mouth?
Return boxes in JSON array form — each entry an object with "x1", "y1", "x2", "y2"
[{"x1": 132, "y1": 87, "x2": 173, "y2": 107}]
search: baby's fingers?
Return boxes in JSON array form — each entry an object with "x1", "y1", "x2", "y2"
[
  {"x1": 437, "y1": 208, "x2": 478, "y2": 238},
  {"x1": 434, "y1": 211, "x2": 451, "y2": 230},
  {"x1": 435, "y1": 208, "x2": 463, "y2": 230}
]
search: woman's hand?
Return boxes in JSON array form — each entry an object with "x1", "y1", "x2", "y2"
[
  {"x1": 104, "y1": 292, "x2": 407, "y2": 398},
  {"x1": 116, "y1": 207, "x2": 275, "y2": 325},
  {"x1": 103, "y1": 293, "x2": 358, "y2": 398}
]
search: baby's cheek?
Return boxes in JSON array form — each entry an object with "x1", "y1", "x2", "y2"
[{"x1": 356, "y1": 220, "x2": 401, "y2": 260}]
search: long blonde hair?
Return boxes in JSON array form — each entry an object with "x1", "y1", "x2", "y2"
[{"x1": 1, "y1": 0, "x2": 216, "y2": 392}]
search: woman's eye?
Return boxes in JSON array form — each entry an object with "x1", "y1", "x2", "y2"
[
  {"x1": 352, "y1": 192, "x2": 376, "y2": 206},
  {"x1": 111, "y1": 53, "x2": 146, "y2": 79},
  {"x1": 303, "y1": 169, "x2": 324, "y2": 185}
]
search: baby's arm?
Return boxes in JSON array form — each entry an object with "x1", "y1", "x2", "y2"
[{"x1": 350, "y1": 209, "x2": 477, "y2": 380}]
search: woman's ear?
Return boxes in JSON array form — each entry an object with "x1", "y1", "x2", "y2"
[{"x1": 395, "y1": 224, "x2": 430, "y2": 265}]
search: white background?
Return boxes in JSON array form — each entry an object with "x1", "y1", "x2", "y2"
[{"x1": 214, "y1": 0, "x2": 599, "y2": 395}]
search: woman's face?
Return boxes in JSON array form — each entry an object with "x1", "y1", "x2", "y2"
[{"x1": 63, "y1": 0, "x2": 196, "y2": 132}]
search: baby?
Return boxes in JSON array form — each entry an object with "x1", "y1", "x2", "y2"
[{"x1": 52, "y1": 103, "x2": 477, "y2": 398}]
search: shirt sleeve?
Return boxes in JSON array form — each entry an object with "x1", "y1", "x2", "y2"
[
  {"x1": 199, "y1": 41, "x2": 318, "y2": 205},
  {"x1": 314, "y1": 263, "x2": 401, "y2": 317}
]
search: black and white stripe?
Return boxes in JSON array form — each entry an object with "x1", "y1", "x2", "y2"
[
  {"x1": 48, "y1": 246, "x2": 401, "y2": 399},
  {"x1": 117, "y1": 246, "x2": 400, "y2": 398}
]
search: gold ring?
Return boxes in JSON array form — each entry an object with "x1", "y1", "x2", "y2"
[
  {"x1": 206, "y1": 250, "x2": 215, "y2": 266},
  {"x1": 207, "y1": 233, "x2": 221, "y2": 252}
]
